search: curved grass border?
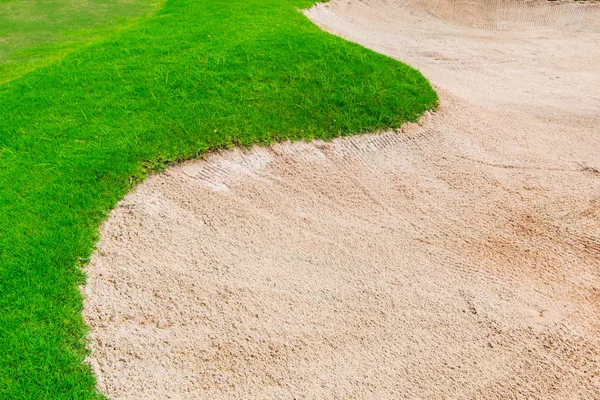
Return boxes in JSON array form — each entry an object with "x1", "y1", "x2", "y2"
[{"x1": 0, "y1": 0, "x2": 437, "y2": 397}]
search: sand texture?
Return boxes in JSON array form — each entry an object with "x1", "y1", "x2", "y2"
[{"x1": 84, "y1": 1, "x2": 600, "y2": 398}]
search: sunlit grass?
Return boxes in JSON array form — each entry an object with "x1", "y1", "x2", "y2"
[{"x1": 0, "y1": 0, "x2": 162, "y2": 84}]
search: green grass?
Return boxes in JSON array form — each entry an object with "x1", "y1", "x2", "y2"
[
  {"x1": 0, "y1": 0, "x2": 162, "y2": 85},
  {"x1": 0, "y1": 0, "x2": 437, "y2": 398}
]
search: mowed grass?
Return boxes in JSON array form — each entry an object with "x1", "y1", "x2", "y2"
[
  {"x1": 0, "y1": 0, "x2": 162, "y2": 85},
  {"x1": 0, "y1": 0, "x2": 437, "y2": 398}
]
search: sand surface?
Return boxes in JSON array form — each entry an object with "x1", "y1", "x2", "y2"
[{"x1": 84, "y1": 1, "x2": 600, "y2": 398}]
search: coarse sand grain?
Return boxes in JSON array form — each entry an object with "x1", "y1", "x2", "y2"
[{"x1": 84, "y1": 1, "x2": 600, "y2": 398}]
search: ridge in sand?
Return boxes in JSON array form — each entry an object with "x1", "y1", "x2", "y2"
[{"x1": 85, "y1": 0, "x2": 600, "y2": 398}]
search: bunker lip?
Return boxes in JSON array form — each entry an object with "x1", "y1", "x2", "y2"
[
  {"x1": 354, "y1": 0, "x2": 600, "y2": 33},
  {"x1": 84, "y1": 1, "x2": 600, "y2": 398}
]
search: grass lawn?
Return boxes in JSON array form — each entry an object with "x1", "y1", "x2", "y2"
[
  {"x1": 0, "y1": 0, "x2": 162, "y2": 85},
  {"x1": 0, "y1": 0, "x2": 437, "y2": 398}
]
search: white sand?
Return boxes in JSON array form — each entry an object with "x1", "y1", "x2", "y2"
[{"x1": 84, "y1": 1, "x2": 600, "y2": 398}]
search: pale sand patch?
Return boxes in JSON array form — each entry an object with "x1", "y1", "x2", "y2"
[{"x1": 84, "y1": 1, "x2": 600, "y2": 398}]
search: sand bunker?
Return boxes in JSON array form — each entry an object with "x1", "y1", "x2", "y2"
[
  {"x1": 378, "y1": 0, "x2": 600, "y2": 32},
  {"x1": 84, "y1": 1, "x2": 600, "y2": 398}
]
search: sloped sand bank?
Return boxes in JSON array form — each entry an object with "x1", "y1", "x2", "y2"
[{"x1": 84, "y1": 1, "x2": 600, "y2": 398}]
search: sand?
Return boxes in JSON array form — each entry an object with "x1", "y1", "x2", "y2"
[{"x1": 83, "y1": 1, "x2": 600, "y2": 398}]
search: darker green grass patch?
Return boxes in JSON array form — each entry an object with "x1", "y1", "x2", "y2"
[{"x1": 0, "y1": 0, "x2": 437, "y2": 398}]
